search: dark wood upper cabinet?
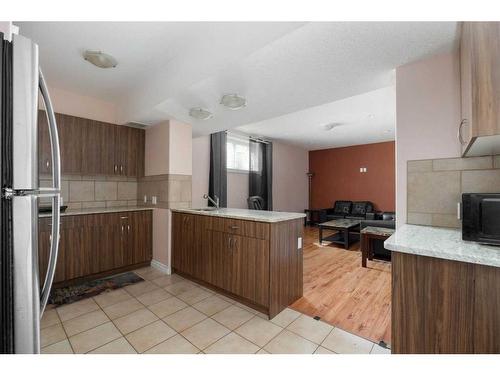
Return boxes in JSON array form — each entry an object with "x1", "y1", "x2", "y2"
[{"x1": 38, "y1": 110, "x2": 145, "y2": 177}]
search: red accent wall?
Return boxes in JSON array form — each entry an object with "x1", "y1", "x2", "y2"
[{"x1": 309, "y1": 141, "x2": 395, "y2": 211}]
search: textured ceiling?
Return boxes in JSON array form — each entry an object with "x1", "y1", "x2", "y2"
[
  {"x1": 237, "y1": 86, "x2": 396, "y2": 150},
  {"x1": 16, "y1": 21, "x2": 458, "y2": 147}
]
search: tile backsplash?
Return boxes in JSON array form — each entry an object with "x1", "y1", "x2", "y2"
[
  {"x1": 39, "y1": 174, "x2": 139, "y2": 210},
  {"x1": 137, "y1": 174, "x2": 192, "y2": 209},
  {"x1": 407, "y1": 155, "x2": 500, "y2": 228}
]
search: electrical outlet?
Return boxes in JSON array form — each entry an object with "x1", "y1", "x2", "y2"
[
  {"x1": 152, "y1": 196, "x2": 157, "y2": 205},
  {"x1": 297, "y1": 237, "x2": 303, "y2": 249}
]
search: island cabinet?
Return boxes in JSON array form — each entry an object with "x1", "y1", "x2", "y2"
[
  {"x1": 38, "y1": 210, "x2": 152, "y2": 287},
  {"x1": 171, "y1": 212, "x2": 303, "y2": 318},
  {"x1": 392, "y1": 252, "x2": 500, "y2": 354}
]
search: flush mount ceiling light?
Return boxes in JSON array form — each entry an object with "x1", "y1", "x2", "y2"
[
  {"x1": 189, "y1": 107, "x2": 213, "y2": 120},
  {"x1": 83, "y1": 50, "x2": 118, "y2": 69},
  {"x1": 220, "y1": 94, "x2": 246, "y2": 110}
]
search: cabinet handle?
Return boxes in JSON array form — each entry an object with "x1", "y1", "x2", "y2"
[
  {"x1": 120, "y1": 165, "x2": 124, "y2": 174},
  {"x1": 120, "y1": 216, "x2": 128, "y2": 220},
  {"x1": 127, "y1": 224, "x2": 130, "y2": 232},
  {"x1": 114, "y1": 164, "x2": 118, "y2": 174},
  {"x1": 229, "y1": 225, "x2": 239, "y2": 230},
  {"x1": 45, "y1": 160, "x2": 50, "y2": 170},
  {"x1": 458, "y1": 119, "x2": 468, "y2": 145},
  {"x1": 228, "y1": 237, "x2": 232, "y2": 250},
  {"x1": 121, "y1": 225, "x2": 124, "y2": 235}
]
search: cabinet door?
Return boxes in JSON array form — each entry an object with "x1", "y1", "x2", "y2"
[
  {"x1": 38, "y1": 218, "x2": 66, "y2": 284},
  {"x1": 115, "y1": 126, "x2": 130, "y2": 176},
  {"x1": 37, "y1": 110, "x2": 52, "y2": 175},
  {"x1": 192, "y1": 215, "x2": 212, "y2": 281},
  {"x1": 125, "y1": 127, "x2": 144, "y2": 177},
  {"x1": 129, "y1": 211, "x2": 152, "y2": 264},
  {"x1": 56, "y1": 113, "x2": 82, "y2": 174},
  {"x1": 460, "y1": 22, "x2": 473, "y2": 154},
  {"x1": 98, "y1": 213, "x2": 122, "y2": 272},
  {"x1": 209, "y1": 231, "x2": 233, "y2": 291},
  {"x1": 231, "y1": 235, "x2": 269, "y2": 306},
  {"x1": 470, "y1": 22, "x2": 500, "y2": 137},
  {"x1": 81, "y1": 120, "x2": 116, "y2": 176}
]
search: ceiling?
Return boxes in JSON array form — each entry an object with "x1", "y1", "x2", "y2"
[
  {"x1": 16, "y1": 21, "x2": 458, "y2": 147},
  {"x1": 237, "y1": 86, "x2": 396, "y2": 150}
]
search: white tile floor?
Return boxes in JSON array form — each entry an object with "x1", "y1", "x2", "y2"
[{"x1": 41, "y1": 266, "x2": 391, "y2": 354}]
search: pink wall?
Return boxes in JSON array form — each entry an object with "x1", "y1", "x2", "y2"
[
  {"x1": 396, "y1": 51, "x2": 462, "y2": 227},
  {"x1": 46, "y1": 86, "x2": 119, "y2": 124},
  {"x1": 145, "y1": 121, "x2": 170, "y2": 176},
  {"x1": 272, "y1": 142, "x2": 309, "y2": 213},
  {"x1": 144, "y1": 120, "x2": 192, "y2": 269},
  {"x1": 192, "y1": 136, "x2": 210, "y2": 207}
]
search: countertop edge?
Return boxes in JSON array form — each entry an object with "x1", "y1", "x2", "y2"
[
  {"x1": 384, "y1": 224, "x2": 500, "y2": 268},
  {"x1": 171, "y1": 208, "x2": 306, "y2": 223},
  {"x1": 39, "y1": 206, "x2": 155, "y2": 218}
]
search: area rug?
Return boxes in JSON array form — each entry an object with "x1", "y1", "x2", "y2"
[{"x1": 48, "y1": 272, "x2": 144, "y2": 306}]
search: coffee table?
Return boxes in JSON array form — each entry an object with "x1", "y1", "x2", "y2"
[
  {"x1": 360, "y1": 226, "x2": 395, "y2": 267},
  {"x1": 318, "y1": 219, "x2": 361, "y2": 249}
]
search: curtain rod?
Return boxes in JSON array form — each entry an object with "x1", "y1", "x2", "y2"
[{"x1": 225, "y1": 130, "x2": 271, "y2": 144}]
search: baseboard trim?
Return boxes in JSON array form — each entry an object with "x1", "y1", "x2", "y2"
[{"x1": 150, "y1": 259, "x2": 171, "y2": 275}]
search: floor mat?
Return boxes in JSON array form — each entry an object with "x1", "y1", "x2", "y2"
[{"x1": 48, "y1": 272, "x2": 144, "y2": 306}]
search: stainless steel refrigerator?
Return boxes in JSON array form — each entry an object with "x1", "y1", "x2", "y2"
[{"x1": 1, "y1": 32, "x2": 61, "y2": 354}]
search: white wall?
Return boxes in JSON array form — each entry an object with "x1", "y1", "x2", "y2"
[
  {"x1": 227, "y1": 172, "x2": 249, "y2": 209},
  {"x1": 191, "y1": 136, "x2": 309, "y2": 213},
  {"x1": 396, "y1": 51, "x2": 462, "y2": 227}
]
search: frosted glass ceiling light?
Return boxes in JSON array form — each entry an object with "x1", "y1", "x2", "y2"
[
  {"x1": 220, "y1": 94, "x2": 246, "y2": 110},
  {"x1": 189, "y1": 107, "x2": 213, "y2": 120},
  {"x1": 83, "y1": 50, "x2": 118, "y2": 68}
]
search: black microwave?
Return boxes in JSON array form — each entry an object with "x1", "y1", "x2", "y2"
[{"x1": 462, "y1": 193, "x2": 500, "y2": 245}]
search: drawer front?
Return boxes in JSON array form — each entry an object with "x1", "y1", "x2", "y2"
[{"x1": 212, "y1": 217, "x2": 269, "y2": 240}]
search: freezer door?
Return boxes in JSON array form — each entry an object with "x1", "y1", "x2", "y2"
[{"x1": 11, "y1": 34, "x2": 40, "y2": 354}]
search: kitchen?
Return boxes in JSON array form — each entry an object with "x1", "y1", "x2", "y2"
[{"x1": 1, "y1": 12, "x2": 500, "y2": 365}]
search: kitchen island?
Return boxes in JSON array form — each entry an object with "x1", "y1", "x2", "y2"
[
  {"x1": 171, "y1": 208, "x2": 306, "y2": 319},
  {"x1": 385, "y1": 224, "x2": 500, "y2": 354}
]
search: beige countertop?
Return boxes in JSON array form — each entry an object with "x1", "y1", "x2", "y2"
[
  {"x1": 39, "y1": 206, "x2": 154, "y2": 218},
  {"x1": 385, "y1": 224, "x2": 500, "y2": 268},
  {"x1": 171, "y1": 207, "x2": 306, "y2": 223}
]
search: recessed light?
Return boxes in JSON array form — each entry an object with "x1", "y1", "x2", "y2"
[
  {"x1": 220, "y1": 94, "x2": 246, "y2": 110},
  {"x1": 83, "y1": 50, "x2": 118, "y2": 69},
  {"x1": 189, "y1": 107, "x2": 213, "y2": 120}
]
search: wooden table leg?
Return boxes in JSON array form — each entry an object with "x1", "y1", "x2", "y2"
[
  {"x1": 344, "y1": 229, "x2": 350, "y2": 249},
  {"x1": 368, "y1": 237, "x2": 374, "y2": 260},
  {"x1": 319, "y1": 226, "x2": 323, "y2": 245},
  {"x1": 361, "y1": 234, "x2": 367, "y2": 267}
]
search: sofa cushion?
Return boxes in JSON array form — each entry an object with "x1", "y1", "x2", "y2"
[
  {"x1": 351, "y1": 201, "x2": 373, "y2": 215},
  {"x1": 333, "y1": 201, "x2": 352, "y2": 214}
]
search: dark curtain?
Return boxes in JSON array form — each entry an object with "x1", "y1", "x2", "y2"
[
  {"x1": 249, "y1": 140, "x2": 273, "y2": 211},
  {"x1": 208, "y1": 131, "x2": 227, "y2": 208}
]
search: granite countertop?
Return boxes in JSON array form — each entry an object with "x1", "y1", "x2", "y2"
[
  {"x1": 361, "y1": 226, "x2": 395, "y2": 236},
  {"x1": 39, "y1": 206, "x2": 154, "y2": 218},
  {"x1": 384, "y1": 224, "x2": 500, "y2": 268},
  {"x1": 171, "y1": 207, "x2": 306, "y2": 223}
]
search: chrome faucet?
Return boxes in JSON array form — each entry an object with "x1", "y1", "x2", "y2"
[{"x1": 203, "y1": 194, "x2": 219, "y2": 209}]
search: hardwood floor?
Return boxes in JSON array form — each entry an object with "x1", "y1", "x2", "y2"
[{"x1": 291, "y1": 226, "x2": 391, "y2": 345}]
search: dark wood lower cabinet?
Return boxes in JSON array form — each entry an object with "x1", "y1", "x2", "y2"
[
  {"x1": 392, "y1": 251, "x2": 500, "y2": 353},
  {"x1": 171, "y1": 212, "x2": 303, "y2": 318},
  {"x1": 38, "y1": 210, "x2": 152, "y2": 286}
]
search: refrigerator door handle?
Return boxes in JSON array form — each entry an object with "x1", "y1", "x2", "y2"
[{"x1": 38, "y1": 68, "x2": 61, "y2": 316}]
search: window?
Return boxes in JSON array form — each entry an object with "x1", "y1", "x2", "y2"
[{"x1": 226, "y1": 134, "x2": 249, "y2": 172}]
